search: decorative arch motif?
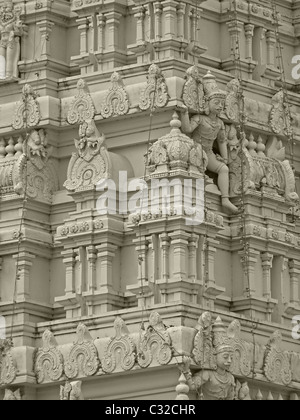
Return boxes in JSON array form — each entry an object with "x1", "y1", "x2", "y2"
[
  {"x1": 64, "y1": 323, "x2": 100, "y2": 379},
  {"x1": 264, "y1": 331, "x2": 292, "y2": 386},
  {"x1": 100, "y1": 72, "x2": 129, "y2": 119},
  {"x1": 12, "y1": 84, "x2": 41, "y2": 130},
  {"x1": 137, "y1": 312, "x2": 172, "y2": 368},
  {"x1": 102, "y1": 317, "x2": 136, "y2": 373},
  {"x1": 0, "y1": 339, "x2": 16, "y2": 386},
  {"x1": 67, "y1": 79, "x2": 95, "y2": 125},
  {"x1": 34, "y1": 329, "x2": 64, "y2": 384},
  {"x1": 139, "y1": 64, "x2": 169, "y2": 111}
]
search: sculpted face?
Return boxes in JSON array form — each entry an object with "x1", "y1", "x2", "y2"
[
  {"x1": 216, "y1": 351, "x2": 233, "y2": 371},
  {"x1": 209, "y1": 98, "x2": 224, "y2": 116}
]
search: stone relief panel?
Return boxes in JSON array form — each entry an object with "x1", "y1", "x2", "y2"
[
  {"x1": 12, "y1": 84, "x2": 41, "y2": 130},
  {"x1": 263, "y1": 331, "x2": 292, "y2": 386},
  {"x1": 34, "y1": 329, "x2": 64, "y2": 384},
  {"x1": 137, "y1": 312, "x2": 172, "y2": 368},
  {"x1": 64, "y1": 119, "x2": 110, "y2": 192},
  {"x1": 64, "y1": 323, "x2": 100, "y2": 379},
  {"x1": 100, "y1": 72, "x2": 129, "y2": 119},
  {"x1": 0, "y1": 339, "x2": 16, "y2": 386},
  {"x1": 102, "y1": 317, "x2": 136, "y2": 373},
  {"x1": 269, "y1": 90, "x2": 292, "y2": 137},
  {"x1": 139, "y1": 64, "x2": 169, "y2": 111},
  {"x1": 67, "y1": 79, "x2": 95, "y2": 125}
]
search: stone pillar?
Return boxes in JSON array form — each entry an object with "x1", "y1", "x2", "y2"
[
  {"x1": 97, "y1": 243, "x2": 118, "y2": 293},
  {"x1": 162, "y1": 0, "x2": 178, "y2": 38},
  {"x1": 97, "y1": 14, "x2": 106, "y2": 53},
  {"x1": 77, "y1": 17, "x2": 89, "y2": 55},
  {"x1": 266, "y1": 30, "x2": 276, "y2": 67},
  {"x1": 154, "y1": 2, "x2": 163, "y2": 41},
  {"x1": 262, "y1": 253, "x2": 273, "y2": 299},
  {"x1": 106, "y1": 12, "x2": 122, "y2": 50},
  {"x1": 134, "y1": 6, "x2": 146, "y2": 44},
  {"x1": 227, "y1": 21, "x2": 244, "y2": 60},
  {"x1": 239, "y1": 249, "x2": 260, "y2": 296},
  {"x1": 289, "y1": 260, "x2": 300, "y2": 305},
  {"x1": 88, "y1": 15, "x2": 96, "y2": 53},
  {"x1": 14, "y1": 252, "x2": 35, "y2": 299},
  {"x1": 188, "y1": 234, "x2": 198, "y2": 282},
  {"x1": 177, "y1": 3, "x2": 186, "y2": 40},
  {"x1": 245, "y1": 24, "x2": 254, "y2": 60},
  {"x1": 160, "y1": 233, "x2": 170, "y2": 282},
  {"x1": 62, "y1": 249, "x2": 76, "y2": 295},
  {"x1": 37, "y1": 20, "x2": 54, "y2": 59},
  {"x1": 87, "y1": 246, "x2": 97, "y2": 292},
  {"x1": 169, "y1": 231, "x2": 189, "y2": 281}
]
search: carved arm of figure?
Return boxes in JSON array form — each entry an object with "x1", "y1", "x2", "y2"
[
  {"x1": 216, "y1": 126, "x2": 228, "y2": 165},
  {"x1": 180, "y1": 107, "x2": 200, "y2": 135}
]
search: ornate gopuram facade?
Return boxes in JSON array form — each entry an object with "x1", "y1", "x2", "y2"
[{"x1": 0, "y1": 0, "x2": 300, "y2": 401}]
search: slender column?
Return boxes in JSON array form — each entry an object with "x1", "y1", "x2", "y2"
[
  {"x1": 266, "y1": 30, "x2": 276, "y2": 66},
  {"x1": 87, "y1": 246, "x2": 97, "y2": 292},
  {"x1": 97, "y1": 243, "x2": 118, "y2": 291},
  {"x1": 160, "y1": 233, "x2": 170, "y2": 282},
  {"x1": 105, "y1": 12, "x2": 122, "y2": 50},
  {"x1": 262, "y1": 253, "x2": 273, "y2": 299},
  {"x1": 154, "y1": 2, "x2": 163, "y2": 41},
  {"x1": 97, "y1": 14, "x2": 106, "y2": 53},
  {"x1": 37, "y1": 20, "x2": 54, "y2": 59},
  {"x1": 134, "y1": 6, "x2": 146, "y2": 43},
  {"x1": 162, "y1": 0, "x2": 178, "y2": 38},
  {"x1": 62, "y1": 249, "x2": 76, "y2": 295},
  {"x1": 289, "y1": 260, "x2": 300, "y2": 305},
  {"x1": 177, "y1": 3, "x2": 186, "y2": 39},
  {"x1": 188, "y1": 234, "x2": 198, "y2": 281},
  {"x1": 245, "y1": 24, "x2": 254, "y2": 60},
  {"x1": 77, "y1": 17, "x2": 89, "y2": 55}
]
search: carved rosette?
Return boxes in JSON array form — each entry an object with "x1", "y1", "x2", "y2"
[
  {"x1": 182, "y1": 65, "x2": 204, "y2": 113},
  {"x1": 269, "y1": 90, "x2": 292, "y2": 137},
  {"x1": 137, "y1": 312, "x2": 172, "y2": 368},
  {"x1": 0, "y1": 339, "x2": 17, "y2": 386},
  {"x1": 64, "y1": 120, "x2": 110, "y2": 192},
  {"x1": 67, "y1": 79, "x2": 95, "y2": 125},
  {"x1": 263, "y1": 331, "x2": 292, "y2": 386},
  {"x1": 64, "y1": 324, "x2": 100, "y2": 379},
  {"x1": 102, "y1": 317, "x2": 136, "y2": 373},
  {"x1": 227, "y1": 320, "x2": 252, "y2": 377},
  {"x1": 34, "y1": 329, "x2": 64, "y2": 384},
  {"x1": 12, "y1": 84, "x2": 41, "y2": 130},
  {"x1": 100, "y1": 72, "x2": 129, "y2": 119},
  {"x1": 139, "y1": 64, "x2": 169, "y2": 111}
]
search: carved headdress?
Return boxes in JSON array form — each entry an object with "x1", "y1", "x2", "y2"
[
  {"x1": 202, "y1": 71, "x2": 226, "y2": 102},
  {"x1": 212, "y1": 317, "x2": 234, "y2": 355}
]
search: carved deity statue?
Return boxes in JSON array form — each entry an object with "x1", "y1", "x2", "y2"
[
  {"x1": 0, "y1": 0, "x2": 24, "y2": 80},
  {"x1": 181, "y1": 71, "x2": 239, "y2": 214},
  {"x1": 183, "y1": 314, "x2": 251, "y2": 401}
]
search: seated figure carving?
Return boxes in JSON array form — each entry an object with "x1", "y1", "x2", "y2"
[{"x1": 181, "y1": 71, "x2": 239, "y2": 214}]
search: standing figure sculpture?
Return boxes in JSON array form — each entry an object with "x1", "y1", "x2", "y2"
[
  {"x1": 0, "y1": 0, "x2": 24, "y2": 80},
  {"x1": 181, "y1": 71, "x2": 239, "y2": 214}
]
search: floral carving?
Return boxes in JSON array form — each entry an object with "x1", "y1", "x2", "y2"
[
  {"x1": 102, "y1": 317, "x2": 136, "y2": 373},
  {"x1": 64, "y1": 119, "x2": 110, "y2": 192},
  {"x1": 12, "y1": 84, "x2": 41, "y2": 130},
  {"x1": 60, "y1": 381, "x2": 84, "y2": 400},
  {"x1": 34, "y1": 329, "x2": 64, "y2": 384},
  {"x1": 64, "y1": 323, "x2": 100, "y2": 379},
  {"x1": 137, "y1": 312, "x2": 172, "y2": 368},
  {"x1": 263, "y1": 331, "x2": 292, "y2": 386},
  {"x1": 269, "y1": 90, "x2": 292, "y2": 137},
  {"x1": 0, "y1": 339, "x2": 16, "y2": 386},
  {"x1": 139, "y1": 64, "x2": 169, "y2": 111},
  {"x1": 67, "y1": 79, "x2": 95, "y2": 125},
  {"x1": 100, "y1": 72, "x2": 129, "y2": 119},
  {"x1": 182, "y1": 65, "x2": 204, "y2": 113}
]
